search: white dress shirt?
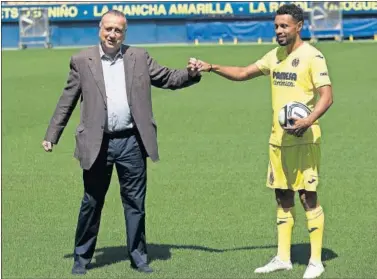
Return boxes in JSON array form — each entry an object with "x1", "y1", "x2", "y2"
[{"x1": 99, "y1": 45, "x2": 133, "y2": 133}]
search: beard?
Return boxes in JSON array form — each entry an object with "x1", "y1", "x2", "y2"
[
  {"x1": 277, "y1": 35, "x2": 294, "y2": 46},
  {"x1": 277, "y1": 40, "x2": 288, "y2": 46}
]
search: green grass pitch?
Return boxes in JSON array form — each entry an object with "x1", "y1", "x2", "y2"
[{"x1": 2, "y1": 42, "x2": 377, "y2": 278}]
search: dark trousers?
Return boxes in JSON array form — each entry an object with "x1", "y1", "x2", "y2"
[{"x1": 73, "y1": 130, "x2": 148, "y2": 268}]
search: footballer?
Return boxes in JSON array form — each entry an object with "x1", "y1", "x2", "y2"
[{"x1": 194, "y1": 3, "x2": 333, "y2": 278}]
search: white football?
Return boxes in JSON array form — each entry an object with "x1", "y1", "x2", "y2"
[{"x1": 278, "y1": 101, "x2": 311, "y2": 128}]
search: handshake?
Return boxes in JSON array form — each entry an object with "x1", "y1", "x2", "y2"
[{"x1": 186, "y1": 57, "x2": 212, "y2": 76}]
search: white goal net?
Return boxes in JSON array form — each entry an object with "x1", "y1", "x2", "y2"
[
  {"x1": 19, "y1": 8, "x2": 51, "y2": 49},
  {"x1": 309, "y1": 2, "x2": 343, "y2": 41}
]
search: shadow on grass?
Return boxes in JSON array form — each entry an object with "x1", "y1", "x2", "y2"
[
  {"x1": 64, "y1": 243, "x2": 337, "y2": 269},
  {"x1": 224, "y1": 243, "x2": 337, "y2": 265},
  {"x1": 291, "y1": 244, "x2": 338, "y2": 266}
]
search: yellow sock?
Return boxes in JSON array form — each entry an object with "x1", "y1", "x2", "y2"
[
  {"x1": 306, "y1": 206, "x2": 325, "y2": 262},
  {"x1": 277, "y1": 207, "x2": 295, "y2": 262}
]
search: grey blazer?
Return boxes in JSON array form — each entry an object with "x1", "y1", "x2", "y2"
[{"x1": 44, "y1": 45, "x2": 201, "y2": 170}]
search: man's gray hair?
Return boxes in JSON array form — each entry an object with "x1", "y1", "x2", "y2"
[{"x1": 99, "y1": 10, "x2": 127, "y2": 28}]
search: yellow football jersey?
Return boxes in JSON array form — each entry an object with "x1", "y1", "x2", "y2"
[{"x1": 255, "y1": 42, "x2": 331, "y2": 146}]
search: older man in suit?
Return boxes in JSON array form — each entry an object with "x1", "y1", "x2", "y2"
[{"x1": 42, "y1": 10, "x2": 201, "y2": 275}]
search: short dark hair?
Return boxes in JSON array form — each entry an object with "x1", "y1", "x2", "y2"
[{"x1": 276, "y1": 4, "x2": 304, "y2": 23}]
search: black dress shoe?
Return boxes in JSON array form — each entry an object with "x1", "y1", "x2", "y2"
[
  {"x1": 131, "y1": 263, "x2": 153, "y2": 273},
  {"x1": 72, "y1": 262, "x2": 87, "y2": 275}
]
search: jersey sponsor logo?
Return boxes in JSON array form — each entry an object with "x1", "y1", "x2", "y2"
[
  {"x1": 272, "y1": 71, "x2": 297, "y2": 87},
  {"x1": 315, "y1": 55, "x2": 324, "y2": 59},
  {"x1": 320, "y1": 72, "x2": 328, "y2": 76},
  {"x1": 277, "y1": 220, "x2": 287, "y2": 226},
  {"x1": 272, "y1": 71, "x2": 297, "y2": 81},
  {"x1": 273, "y1": 80, "x2": 294, "y2": 87},
  {"x1": 292, "y1": 58, "x2": 300, "y2": 67}
]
